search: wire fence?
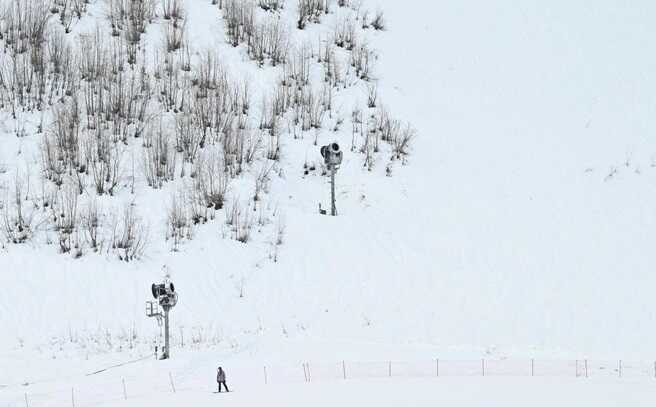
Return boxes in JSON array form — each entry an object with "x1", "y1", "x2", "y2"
[{"x1": 4, "y1": 359, "x2": 656, "y2": 407}]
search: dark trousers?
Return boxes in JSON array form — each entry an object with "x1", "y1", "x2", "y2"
[{"x1": 218, "y1": 381, "x2": 229, "y2": 392}]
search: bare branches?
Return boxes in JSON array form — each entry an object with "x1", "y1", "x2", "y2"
[
  {"x1": 193, "y1": 148, "x2": 229, "y2": 210},
  {"x1": 110, "y1": 203, "x2": 148, "y2": 261},
  {"x1": 143, "y1": 124, "x2": 176, "y2": 189},
  {"x1": 221, "y1": 0, "x2": 255, "y2": 47},
  {"x1": 166, "y1": 189, "x2": 192, "y2": 251},
  {"x1": 52, "y1": 184, "x2": 80, "y2": 254},
  {"x1": 258, "y1": 0, "x2": 284, "y2": 12},
  {"x1": 1, "y1": 173, "x2": 36, "y2": 244},
  {"x1": 297, "y1": 0, "x2": 328, "y2": 30}
]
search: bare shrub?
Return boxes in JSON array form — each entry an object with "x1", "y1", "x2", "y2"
[
  {"x1": 334, "y1": 15, "x2": 356, "y2": 50},
  {"x1": 194, "y1": 148, "x2": 229, "y2": 210},
  {"x1": 350, "y1": 41, "x2": 376, "y2": 80},
  {"x1": 175, "y1": 109, "x2": 202, "y2": 163},
  {"x1": 221, "y1": 0, "x2": 255, "y2": 47},
  {"x1": 247, "y1": 17, "x2": 290, "y2": 66},
  {"x1": 110, "y1": 203, "x2": 148, "y2": 261},
  {"x1": 84, "y1": 128, "x2": 123, "y2": 196},
  {"x1": 297, "y1": 0, "x2": 327, "y2": 29},
  {"x1": 366, "y1": 82, "x2": 377, "y2": 108},
  {"x1": 371, "y1": 9, "x2": 385, "y2": 30},
  {"x1": 161, "y1": 0, "x2": 183, "y2": 20},
  {"x1": 254, "y1": 164, "x2": 273, "y2": 202},
  {"x1": 1, "y1": 174, "x2": 36, "y2": 244},
  {"x1": 258, "y1": 0, "x2": 284, "y2": 11},
  {"x1": 391, "y1": 123, "x2": 415, "y2": 159},
  {"x1": 166, "y1": 190, "x2": 193, "y2": 251},
  {"x1": 82, "y1": 198, "x2": 102, "y2": 252},
  {"x1": 143, "y1": 125, "x2": 176, "y2": 188},
  {"x1": 225, "y1": 199, "x2": 252, "y2": 243},
  {"x1": 51, "y1": 184, "x2": 80, "y2": 254},
  {"x1": 108, "y1": 0, "x2": 155, "y2": 41},
  {"x1": 164, "y1": 17, "x2": 185, "y2": 52},
  {"x1": 285, "y1": 44, "x2": 312, "y2": 86},
  {"x1": 223, "y1": 126, "x2": 261, "y2": 176}
]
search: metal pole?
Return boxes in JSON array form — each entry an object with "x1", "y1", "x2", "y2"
[
  {"x1": 330, "y1": 165, "x2": 337, "y2": 216},
  {"x1": 164, "y1": 309, "x2": 170, "y2": 359}
]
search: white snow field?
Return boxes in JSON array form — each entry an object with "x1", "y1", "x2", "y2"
[{"x1": 1, "y1": 0, "x2": 656, "y2": 404}]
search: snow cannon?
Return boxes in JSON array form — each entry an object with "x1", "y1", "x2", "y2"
[
  {"x1": 151, "y1": 280, "x2": 177, "y2": 309},
  {"x1": 151, "y1": 282, "x2": 175, "y2": 299},
  {"x1": 147, "y1": 276, "x2": 178, "y2": 360},
  {"x1": 320, "y1": 142, "x2": 343, "y2": 166}
]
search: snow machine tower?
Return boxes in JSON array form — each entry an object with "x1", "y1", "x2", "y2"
[
  {"x1": 146, "y1": 269, "x2": 178, "y2": 360},
  {"x1": 320, "y1": 142, "x2": 343, "y2": 216}
]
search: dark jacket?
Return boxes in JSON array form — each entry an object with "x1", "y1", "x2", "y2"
[{"x1": 217, "y1": 369, "x2": 226, "y2": 382}]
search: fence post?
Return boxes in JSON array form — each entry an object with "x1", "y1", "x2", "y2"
[
  {"x1": 531, "y1": 359, "x2": 534, "y2": 377},
  {"x1": 436, "y1": 359, "x2": 439, "y2": 377},
  {"x1": 264, "y1": 366, "x2": 268, "y2": 385},
  {"x1": 619, "y1": 360, "x2": 622, "y2": 378},
  {"x1": 122, "y1": 378, "x2": 127, "y2": 400},
  {"x1": 585, "y1": 360, "x2": 588, "y2": 378},
  {"x1": 575, "y1": 360, "x2": 578, "y2": 377},
  {"x1": 71, "y1": 388, "x2": 75, "y2": 407},
  {"x1": 342, "y1": 361, "x2": 346, "y2": 380},
  {"x1": 307, "y1": 363, "x2": 311, "y2": 383},
  {"x1": 482, "y1": 359, "x2": 485, "y2": 377},
  {"x1": 388, "y1": 361, "x2": 392, "y2": 377},
  {"x1": 169, "y1": 372, "x2": 176, "y2": 393}
]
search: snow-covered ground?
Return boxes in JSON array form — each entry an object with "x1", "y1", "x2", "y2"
[
  {"x1": 2, "y1": 346, "x2": 656, "y2": 407},
  {"x1": 2, "y1": 0, "x2": 656, "y2": 404},
  {"x1": 7, "y1": 377, "x2": 656, "y2": 407}
]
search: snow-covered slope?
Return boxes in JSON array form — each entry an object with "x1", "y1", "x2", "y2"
[{"x1": 1, "y1": 0, "x2": 656, "y2": 385}]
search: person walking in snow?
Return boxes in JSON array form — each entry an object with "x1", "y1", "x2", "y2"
[{"x1": 217, "y1": 367, "x2": 229, "y2": 392}]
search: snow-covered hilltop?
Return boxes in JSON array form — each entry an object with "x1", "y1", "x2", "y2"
[{"x1": 2, "y1": 0, "x2": 656, "y2": 387}]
